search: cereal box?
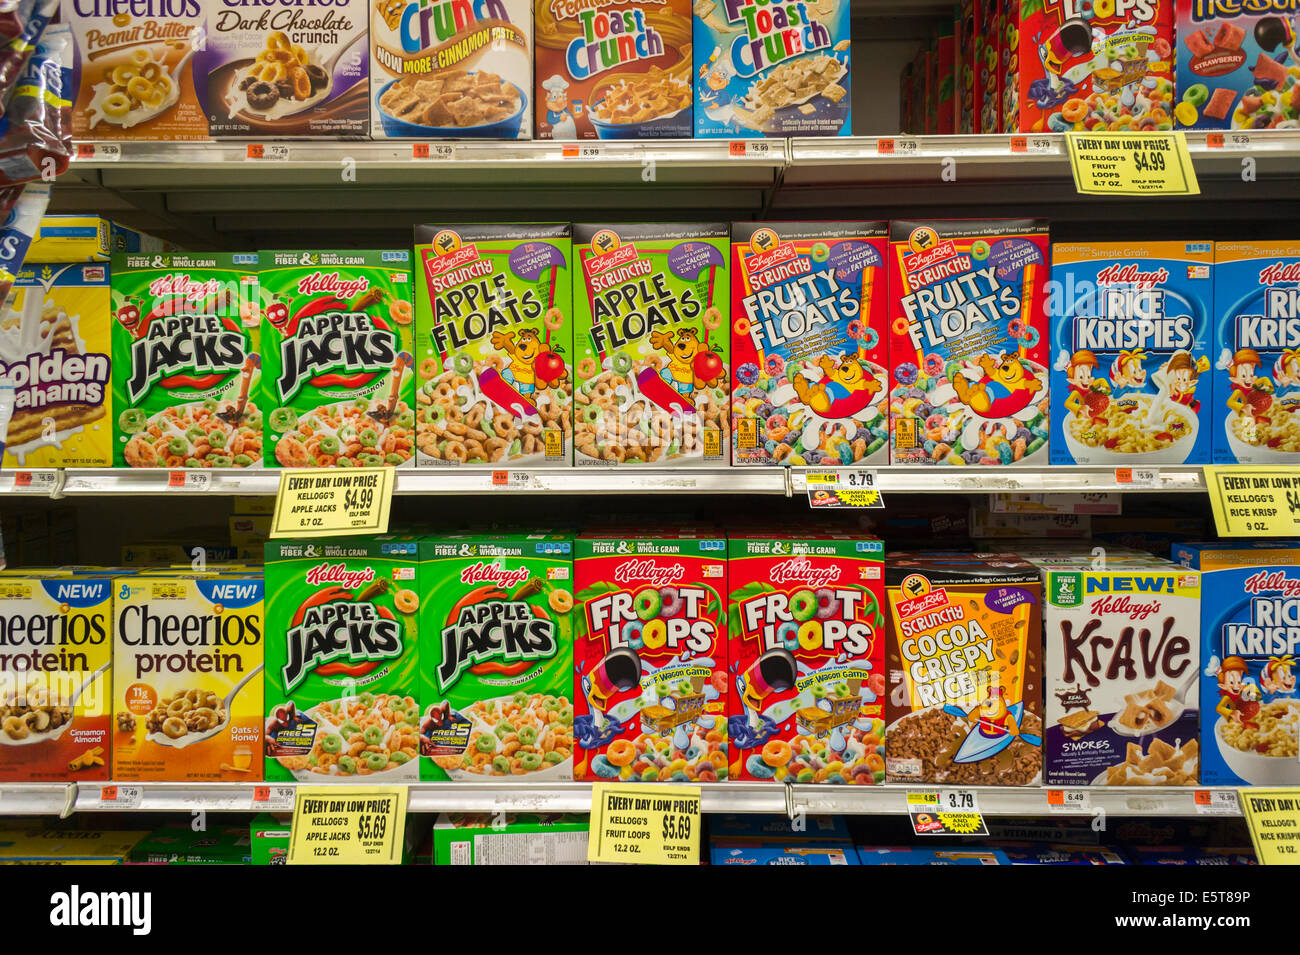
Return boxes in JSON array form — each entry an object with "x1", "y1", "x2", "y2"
[
  {"x1": 936, "y1": 19, "x2": 956, "y2": 135},
  {"x1": 0, "y1": 263, "x2": 111, "y2": 468},
  {"x1": 430, "y1": 812, "x2": 589, "y2": 865},
  {"x1": 112, "y1": 573, "x2": 264, "y2": 781},
  {"x1": 1037, "y1": 559, "x2": 1201, "y2": 786},
  {"x1": 0, "y1": 573, "x2": 112, "y2": 782},
  {"x1": 1212, "y1": 241, "x2": 1300, "y2": 464},
  {"x1": 535, "y1": 0, "x2": 692, "y2": 139},
  {"x1": 1177, "y1": 543, "x2": 1300, "y2": 787},
  {"x1": 728, "y1": 533, "x2": 886, "y2": 784},
  {"x1": 1176, "y1": 1, "x2": 1300, "y2": 130},
  {"x1": 371, "y1": 0, "x2": 531, "y2": 139},
  {"x1": 418, "y1": 533, "x2": 574, "y2": 782},
  {"x1": 693, "y1": 0, "x2": 851, "y2": 137},
  {"x1": 260, "y1": 250, "x2": 415, "y2": 468},
  {"x1": 1050, "y1": 241, "x2": 1214, "y2": 466},
  {"x1": 27, "y1": 216, "x2": 166, "y2": 263},
  {"x1": 887, "y1": 219, "x2": 1051, "y2": 466},
  {"x1": 959, "y1": 0, "x2": 976, "y2": 132},
  {"x1": 263, "y1": 536, "x2": 420, "y2": 783},
  {"x1": 111, "y1": 253, "x2": 263, "y2": 470},
  {"x1": 731, "y1": 222, "x2": 889, "y2": 468},
  {"x1": 413, "y1": 225, "x2": 572, "y2": 467},
  {"x1": 978, "y1": 0, "x2": 1000, "y2": 132},
  {"x1": 64, "y1": 0, "x2": 209, "y2": 140},
  {"x1": 1017, "y1": 0, "x2": 1174, "y2": 133},
  {"x1": 199, "y1": 0, "x2": 368, "y2": 137},
  {"x1": 574, "y1": 531, "x2": 727, "y2": 782},
  {"x1": 885, "y1": 553, "x2": 1043, "y2": 785},
  {"x1": 573, "y1": 224, "x2": 729, "y2": 467},
  {"x1": 1001, "y1": 0, "x2": 1019, "y2": 133}
]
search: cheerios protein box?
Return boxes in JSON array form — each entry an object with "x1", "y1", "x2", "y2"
[
  {"x1": 731, "y1": 222, "x2": 889, "y2": 467},
  {"x1": 884, "y1": 552, "x2": 1043, "y2": 785},
  {"x1": 418, "y1": 532, "x2": 574, "y2": 782},
  {"x1": 414, "y1": 225, "x2": 573, "y2": 467},
  {"x1": 727, "y1": 532, "x2": 887, "y2": 784},
  {"x1": 573, "y1": 224, "x2": 729, "y2": 467},
  {"x1": 260, "y1": 250, "x2": 415, "y2": 468},
  {"x1": 574, "y1": 530, "x2": 727, "y2": 782},
  {"x1": 1050, "y1": 241, "x2": 1214, "y2": 466},
  {"x1": 264, "y1": 537, "x2": 420, "y2": 783}
]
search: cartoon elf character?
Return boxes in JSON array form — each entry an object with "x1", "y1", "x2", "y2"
[
  {"x1": 1215, "y1": 656, "x2": 1251, "y2": 724},
  {"x1": 1109, "y1": 348, "x2": 1147, "y2": 391},
  {"x1": 1227, "y1": 347, "x2": 1274, "y2": 425},
  {"x1": 1063, "y1": 348, "x2": 1109, "y2": 424},
  {"x1": 1261, "y1": 654, "x2": 1297, "y2": 696},
  {"x1": 1164, "y1": 350, "x2": 1204, "y2": 413}
]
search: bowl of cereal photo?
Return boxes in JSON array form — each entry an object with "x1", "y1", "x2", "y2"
[
  {"x1": 275, "y1": 693, "x2": 421, "y2": 782},
  {"x1": 1062, "y1": 394, "x2": 1199, "y2": 464},
  {"x1": 424, "y1": 691, "x2": 574, "y2": 781},
  {"x1": 377, "y1": 72, "x2": 527, "y2": 139},
  {"x1": 1223, "y1": 403, "x2": 1300, "y2": 463},
  {"x1": 588, "y1": 75, "x2": 692, "y2": 139},
  {"x1": 1215, "y1": 700, "x2": 1300, "y2": 786}
]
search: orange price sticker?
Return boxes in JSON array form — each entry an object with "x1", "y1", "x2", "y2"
[
  {"x1": 1047, "y1": 789, "x2": 1064, "y2": 805},
  {"x1": 877, "y1": 138, "x2": 895, "y2": 155},
  {"x1": 255, "y1": 786, "x2": 270, "y2": 802},
  {"x1": 1115, "y1": 467, "x2": 1133, "y2": 484},
  {"x1": 1010, "y1": 136, "x2": 1027, "y2": 153},
  {"x1": 14, "y1": 472, "x2": 31, "y2": 487},
  {"x1": 168, "y1": 471, "x2": 187, "y2": 487},
  {"x1": 492, "y1": 470, "x2": 509, "y2": 486},
  {"x1": 76, "y1": 142, "x2": 95, "y2": 159},
  {"x1": 562, "y1": 143, "x2": 579, "y2": 157},
  {"x1": 101, "y1": 786, "x2": 117, "y2": 801},
  {"x1": 412, "y1": 143, "x2": 429, "y2": 159},
  {"x1": 729, "y1": 141, "x2": 746, "y2": 157},
  {"x1": 246, "y1": 143, "x2": 264, "y2": 159},
  {"x1": 1207, "y1": 133, "x2": 1224, "y2": 148}
]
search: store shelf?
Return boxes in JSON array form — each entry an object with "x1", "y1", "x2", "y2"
[{"x1": 795, "y1": 466, "x2": 1206, "y2": 494}]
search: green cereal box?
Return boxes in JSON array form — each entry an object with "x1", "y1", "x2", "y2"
[
  {"x1": 110, "y1": 253, "x2": 263, "y2": 469},
  {"x1": 418, "y1": 532, "x2": 574, "y2": 781},
  {"x1": 413, "y1": 225, "x2": 573, "y2": 467},
  {"x1": 430, "y1": 813, "x2": 589, "y2": 864},
  {"x1": 573, "y1": 224, "x2": 730, "y2": 466},
  {"x1": 259, "y1": 250, "x2": 415, "y2": 468},
  {"x1": 263, "y1": 536, "x2": 421, "y2": 783}
]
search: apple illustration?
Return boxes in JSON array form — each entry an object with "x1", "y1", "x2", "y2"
[
  {"x1": 533, "y1": 350, "x2": 565, "y2": 384},
  {"x1": 693, "y1": 349, "x2": 723, "y2": 384},
  {"x1": 265, "y1": 300, "x2": 290, "y2": 329},
  {"x1": 116, "y1": 301, "x2": 142, "y2": 333}
]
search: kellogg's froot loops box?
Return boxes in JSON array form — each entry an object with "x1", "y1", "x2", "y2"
[
  {"x1": 1050, "y1": 242, "x2": 1214, "y2": 466},
  {"x1": 574, "y1": 531, "x2": 728, "y2": 782},
  {"x1": 888, "y1": 219, "x2": 1050, "y2": 467},
  {"x1": 731, "y1": 222, "x2": 889, "y2": 468},
  {"x1": 1212, "y1": 242, "x2": 1300, "y2": 464},
  {"x1": 727, "y1": 533, "x2": 887, "y2": 784}
]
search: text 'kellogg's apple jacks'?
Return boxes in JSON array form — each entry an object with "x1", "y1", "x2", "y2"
[
  {"x1": 111, "y1": 253, "x2": 264, "y2": 469},
  {"x1": 260, "y1": 250, "x2": 416, "y2": 469}
]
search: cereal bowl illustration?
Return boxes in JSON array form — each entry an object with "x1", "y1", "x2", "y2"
[
  {"x1": 588, "y1": 74, "x2": 692, "y2": 139},
  {"x1": 223, "y1": 30, "x2": 341, "y2": 122},
  {"x1": 272, "y1": 693, "x2": 421, "y2": 782},
  {"x1": 86, "y1": 42, "x2": 191, "y2": 130},
  {"x1": 378, "y1": 74, "x2": 528, "y2": 138},
  {"x1": 1213, "y1": 698, "x2": 1300, "y2": 786}
]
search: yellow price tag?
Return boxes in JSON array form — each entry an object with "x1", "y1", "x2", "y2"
[
  {"x1": 1066, "y1": 131, "x2": 1200, "y2": 196},
  {"x1": 287, "y1": 786, "x2": 407, "y2": 865},
  {"x1": 271, "y1": 467, "x2": 394, "y2": 538},
  {"x1": 588, "y1": 783, "x2": 700, "y2": 865},
  {"x1": 1203, "y1": 466, "x2": 1300, "y2": 537},
  {"x1": 1238, "y1": 789, "x2": 1300, "y2": 865}
]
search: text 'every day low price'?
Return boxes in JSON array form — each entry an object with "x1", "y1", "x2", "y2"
[
  {"x1": 1203, "y1": 467, "x2": 1300, "y2": 537},
  {"x1": 271, "y1": 468, "x2": 394, "y2": 538},
  {"x1": 1066, "y1": 132, "x2": 1200, "y2": 196},
  {"x1": 589, "y1": 783, "x2": 700, "y2": 865},
  {"x1": 287, "y1": 787, "x2": 407, "y2": 865}
]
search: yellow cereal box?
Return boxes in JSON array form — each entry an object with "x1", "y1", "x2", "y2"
[{"x1": 113, "y1": 574, "x2": 264, "y2": 781}]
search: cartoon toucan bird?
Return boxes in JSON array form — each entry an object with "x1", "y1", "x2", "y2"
[
  {"x1": 952, "y1": 353, "x2": 1042, "y2": 419},
  {"x1": 791, "y1": 353, "x2": 882, "y2": 419},
  {"x1": 1040, "y1": 18, "x2": 1091, "y2": 77},
  {"x1": 738, "y1": 648, "x2": 797, "y2": 731},
  {"x1": 583, "y1": 647, "x2": 642, "y2": 729},
  {"x1": 942, "y1": 687, "x2": 1042, "y2": 764}
]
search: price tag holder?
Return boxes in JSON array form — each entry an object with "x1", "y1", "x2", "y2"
[
  {"x1": 13, "y1": 471, "x2": 58, "y2": 492},
  {"x1": 287, "y1": 786, "x2": 407, "y2": 865},
  {"x1": 1009, "y1": 135, "x2": 1054, "y2": 154},
  {"x1": 907, "y1": 790, "x2": 988, "y2": 836},
  {"x1": 272, "y1": 467, "x2": 394, "y2": 538},
  {"x1": 1238, "y1": 788, "x2": 1300, "y2": 864},
  {"x1": 1203, "y1": 466, "x2": 1300, "y2": 537},
  {"x1": 728, "y1": 140, "x2": 774, "y2": 158},
  {"x1": 876, "y1": 137, "x2": 920, "y2": 156},
  {"x1": 1193, "y1": 789, "x2": 1239, "y2": 816},
  {"x1": 167, "y1": 470, "x2": 211, "y2": 491},
  {"x1": 1114, "y1": 467, "x2": 1159, "y2": 488},
  {"x1": 1047, "y1": 789, "x2": 1091, "y2": 813},
  {"x1": 589, "y1": 782, "x2": 700, "y2": 865},
  {"x1": 246, "y1": 143, "x2": 290, "y2": 162},
  {"x1": 412, "y1": 142, "x2": 454, "y2": 160},
  {"x1": 74, "y1": 142, "x2": 121, "y2": 162},
  {"x1": 803, "y1": 469, "x2": 884, "y2": 509},
  {"x1": 252, "y1": 785, "x2": 297, "y2": 812},
  {"x1": 1065, "y1": 131, "x2": 1200, "y2": 196},
  {"x1": 96, "y1": 785, "x2": 143, "y2": 810}
]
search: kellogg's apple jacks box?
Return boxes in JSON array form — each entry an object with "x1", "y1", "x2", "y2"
[
  {"x1": 888, "y1": 219, "x2": 1050, "y2": 466},
  {"x1": 731, "y1": 222, "x2": 889, "y2": 467}
]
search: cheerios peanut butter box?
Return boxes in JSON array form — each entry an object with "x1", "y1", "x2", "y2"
[
  {"x1": 0, "y1": 573, "x2": 112, "y2": 782},
  {"x1": 111, "y1": 253, "x2": 263, "y2": 470},
  {"x1": 574, "y1": 530, "x2": 727, "y2": 782},
  {"x1": 414, "y1": 225, "x2": 572, "y2": 467},
  {"x1": 573, "y1": 224, "x2": 729, "y2": 466},
  {"x1": 727, "y1": 532, "x2": 886, "y2": 784},
  {"x1": 260, "y1": 250, "x2": 415, "y2": 468},
  {"x1": 264, "y1": 537, "x2": 420, "y2": 783},
  {"x1": 885, "y1": 552, "x2": 1043, "y2": 786},
  {"x1": 418, "y1": 532, "x2": 574, "y2": 781},
  {"x1": 112, "y1": 573, "x2": 264, "y2": 781}
]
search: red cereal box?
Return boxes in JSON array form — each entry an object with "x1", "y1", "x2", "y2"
[
  {"x1": 574, "y1": 531, "x2": 728, "y2": 782},
  {"x1": 727, "y1": 532, "x2": 887, "y2": 784},
  {"x1": 959, "y1": 0, "x2": 977, "y2": 133}
]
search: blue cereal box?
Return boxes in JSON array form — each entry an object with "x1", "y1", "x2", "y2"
[
  {"x1": 1175, "y1": 0, "x2": 1300, "y2": 130},
  {"x1": 1212, "y1": 242, "x2": 1300, "y2": 464},
  {"x1": 693, "y1": 0, "x2": 851, "y2": 137},
  {"x1": 1050, "y1": 242, "x2": 1214, "y2": 466},
  {"x1": 711, "y1": 843, "x2": 858, "y2": 864}
]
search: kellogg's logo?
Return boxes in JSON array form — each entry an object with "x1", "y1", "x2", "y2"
[
  {"x1": 304, "y1": 562, "x2": 376, "y2": 590},
  {"x1": 1243, "y1": 569, "x2": 1300, "y2": 599},
  {"x1": 459, "y1": 561, "x2": 531, "y2": 589},
  {"x1": 296, "y1": 271, "x2": 371, "y2": 300},
  {"x1": 613, "y1": 559, "x2": 684, "y2": 588},
  {"x1": 769, "y1": 557, "x2": 841, "y2": 588},
  {"x1": 1095, "y1": 263, "x2": 1169, "y2": 289},
  {"x1": 1087, "y1": 595, "x2": 1161, "y2": 620},
  {"x1": 1259, "y1": 262, "x2": 1300, "y2": 287}
]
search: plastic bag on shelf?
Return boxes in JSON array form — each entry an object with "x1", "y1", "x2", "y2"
[
  {"x1": 0, "y1": 180, "x2": 50, "y2": 302},
  {"x1": 0, "y1": 21, "x2": 69, "y2": 187},
  {"x1": 0, "y1": 0, "x2": 55, "y2": 114}
]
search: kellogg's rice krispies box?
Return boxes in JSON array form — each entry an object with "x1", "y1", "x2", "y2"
[
  {"x1": 885, "y1": 553, "x2": 1043, "y2": 785},
  {"x1": 264, "y1": 537, "x2": 420, "y2": 783},
  {"x1": 1212, "y1": 241, "x2": 1300, "y2": 464},
  {"x1": 1177, "y1": 542, "x2": 1300, "y2": 788},
  {"x1": 1176, "y1": 0, "x2": 1300, "y2": 130},
  {"x1": 573, "y1": 224, "x2": 729, "y2": 466},
  {"x1": 111, "y1": 253, "x2": 263, "y2": 470},
  {"x1": 693, "y1": 0, "x2": 850, "y2": 137},
  {"x1": 728, "y1": 533, "x2": 887, "y2": 784},
  {"x1": 260, "y1": 250, "x2": 415, "y2": 468},
  {"x1": 414, "y1": 225, "x2": 572, "y2": 467},
  {"x1": 1035, "y1": 557, "x2": 1201, "y2": 786},
  {"x1": 418, "y1": 533, "x2": 574, "y2": 781},
  {"x1": 731, "y1": 222, "x2": 889, "y2": 467},
  {"x1": 535, "y1": 0, "x2": 692, "y2": 139},
  {"x1": 1050, "y1": 241, "x2": 1214, "y2": 466},
  {"x1": 888, "y1": 219, "x2": 1050, "y2": 466},
  {"x1": 1018, "y1": 0, "x2": 1174, "y2": 133},
  {"x1": 574, "y1": 531, "x2": 727, "y2": 782},
  {"x1": 113, "y1": 573, "x2": 264, "y2": 781}
]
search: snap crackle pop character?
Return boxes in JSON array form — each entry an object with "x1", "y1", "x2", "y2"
[
  {"x1": 1226, "y1": 347, "x2": 1274, "y2": 424},
  {"x1": 1063, "y1": 348, "x2": 1110, "y2": 424},
  {"x1": 1261, "y1": 655, "x2": 1297, "y2": 697},
  {"x1": 953, "y1": 351, "x2": 1043, "y2": 418},
  {"x1": 1274, "y1": 349, "x2": 1300, "y2": 389},
  {"x1": 1215, "y1": 656, "x2": 1252, "y2": 725},
  {"x1": 1109, "y1": 348, "x2": 1148, "y2": 391},
  {"x1": 541, "y1": 74, "x2": 579, "y2": 140},
  {"x1": 1165, "y1": 350, "x2": 1206, "y2": 413}
]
